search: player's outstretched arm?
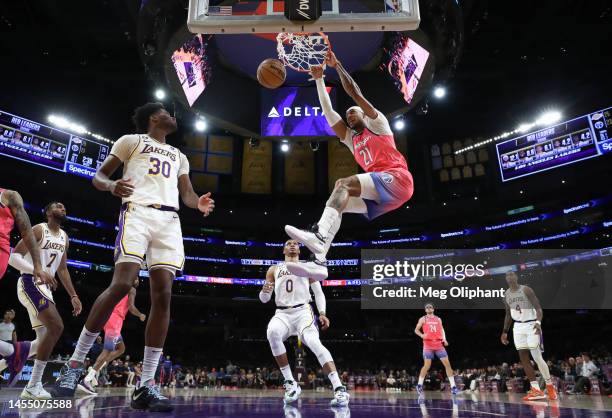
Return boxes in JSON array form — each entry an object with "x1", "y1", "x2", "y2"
[
  {"x1": 309, "y1": 279, "x2": 329, "y2": 330},
  {"x1": 259, "y1": 266, "x2": 275, "y2": 303},
  {"x1": 56, "y1": 239, "x2": 81, "y2": 316},
  {"x1": 178, "y1": 174, "x2": 215, "y2": 217},
  {"x1": 311, "y1": 65, "x2": 348, "y2": 140},
  {"x1": 414, "y1": 317, "x2": 425, "y2": 339},
  {"x1": 5, "y1": 191, "x2": 42, "y2": 271},
  {"x1": 326, "y1": 51, "x2": 377, "y2": 119},
  {"x1": 128, "y1": 287, "x2": 146, "y2": 321}
]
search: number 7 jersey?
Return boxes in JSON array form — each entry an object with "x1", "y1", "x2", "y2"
[{"x1": 110, "y1": 134, "x2": 190, "y2": 210}]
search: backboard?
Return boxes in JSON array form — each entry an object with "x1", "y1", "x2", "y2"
[{"x1": 187, "y1": 0, "x2": 420, "y2": 34}]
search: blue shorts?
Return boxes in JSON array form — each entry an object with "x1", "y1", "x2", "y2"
[
  {"x1": 423, "y1": 348, "x2": 448, "y2": 360},
  {"x1": 103, "y1": 333, "x2": 123, "y2": 351},
  {"x1": 363, "y1": 170, "x2": 413, "y2": 220}
]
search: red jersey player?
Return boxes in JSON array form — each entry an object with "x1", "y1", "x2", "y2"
[
  {"x1": 284, "y1": 51, "x2": 414, "y2": 280},
  {"x1": 414, "y1": 303, "x2": 459, "y2": 395}
]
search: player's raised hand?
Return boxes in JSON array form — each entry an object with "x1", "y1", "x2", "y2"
[
  {"x1": 310, "y1": 65, "x2": 324, "y2": 80},
  {"x1": 110, "y1": 177, "x2": 134, "y2": 198},
  {"x1": 325, "y1": 51, "x2": 339, "y2": 68},
  {"x1": 319, "y1": 315, "x2": 330, "y2": 330},
  {"x1": 197, "y1": 192, "x2": 215, "y2": 217},
  {"x1": 500, "y1": 332, "x2": 509, "y2": 345},
  {"x1": 71, "y1": 296, "x2": 82, "y2": 316}
]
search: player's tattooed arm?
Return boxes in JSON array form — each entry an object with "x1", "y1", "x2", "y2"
[
  {"x1": 57, "y1": 239, "x2": 81, "y2": 315},
  {"x1": 326, "y1": 51, "x2": 377, "y2": 119},
  {"x1": 178, "y1": 175, "x2": 215, "y2": 217},
  {"x1": 128, "y1": 287, "x2": 146, "y2": 321},
  {"x1": 5, "y1": 190, "x2": 42, "y2": 270},
  {"x1": 414, "y1": 317, "x2": 425, "y2": 339},
  {"x1": 93, "y1": 155, "x2": 134, "y2": 198},
  {"x1": 501, "y1": 300, "x2": 512, "y2": 345}
]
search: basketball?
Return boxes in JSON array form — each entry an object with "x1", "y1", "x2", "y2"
[{"x1": 257, "y1": 58, "x2": 286, "y2": 89}]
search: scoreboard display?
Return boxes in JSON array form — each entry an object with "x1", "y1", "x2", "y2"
[
  {"x1": 496, "y1": 106, "x2": 612, "y2": 181},
  {"x1": 0, "y1": 110, "x2": 110, "y2": 178}
]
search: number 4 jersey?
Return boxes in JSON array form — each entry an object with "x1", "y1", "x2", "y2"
[{"x1": 110, "y1": 134, "x2": 190, "y2": 210}]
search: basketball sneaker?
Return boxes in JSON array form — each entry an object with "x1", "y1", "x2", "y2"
[
  {"x1": 523, "y1": 387, "x2": 546, "y2": 401},
  {"x1": 546, "y1": 384, "x2": 558, "y2": 400},
  {"x1": 21, "y1": 383, "x2": 52, "y2": 400},
  {"x1": 416, "y1": 384, "x2": 423, "y2": 395},
  {"x1": 76, "y1": 380, "x2": 97, "y2": 396},
  {"x1": 330, "y1": 386, "x2": 350, "y2": 407},
  {"x1": 285, "y1": 256, "x2": 328, "y2": 281},
  {"x1": 49, "y1": 362, "x2": 84, "y2": 398},
  {"x1": 6, "y1": 341, "x2": 31, "y2": 386},
  {"x1": 285, "y1": 224, "x2": 326, "y2": 255},
  {"x1": 131, "y1": 384, "x2": 173, "y2": 412},
  {"x1": 283, "y1": 380, "x2": 301, "y2": 404}
]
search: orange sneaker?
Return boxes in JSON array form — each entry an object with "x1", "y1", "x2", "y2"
[
  {"x1": 546, "y1": 384, "x2": 558, "y2": 400},
  {"x1": 523, "y1": 387, "x2": 547, "y2": 401}
]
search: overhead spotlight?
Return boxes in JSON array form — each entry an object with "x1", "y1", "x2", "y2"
[
  {"x1": 393, "y1": 119, "x2": 405, "y2": 131},
  {"x1": 536, "y1": 110, "x2": 561, "y2": 126},
  {"x1": 309, "y1": 141, "x2": 320, "y2": 151},
  {"x1": 154, "y1": 89, "x2": 166, "y2": 100},
  {"x1": 433, "y1": 86, "x2": 446, "y2": 99},
  {"x1": 194, "y1": 119, "x2": 207, "y2": 132},
  {"x1": 249, "y1": 138, "x2": 260, "y2": 148},
  {"x1": 48, "y1": 114, "x2": 87, "y2": 134},
  {"x1": 280, "y1": 139, "x2": 290, "y2": 153}
]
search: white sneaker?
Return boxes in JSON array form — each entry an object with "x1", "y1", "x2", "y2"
[
  {"x1": 21, "y1": 382, "x2": 51, "y2": 399},
  {"x1": 283, "y1": 380, "x2": 302, "y2": 404},
  {"x1": 285, "y1": 260, "x2": 328, "y2": 281},
  {"x1": 76, "y1": 382, "x2": 98, "y2": 396},
  {"x1": 285, "y1": 225, "x2": 326, "y2": 255},
  {"x1": 330, "y1": 386, "x2": 350, "y2": 407}
]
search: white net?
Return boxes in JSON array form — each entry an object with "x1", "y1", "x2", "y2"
[{"x1": 276, "y1": 32, "x2": 331, "y2": 73}]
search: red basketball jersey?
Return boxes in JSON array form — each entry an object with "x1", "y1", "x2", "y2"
[
  {"x1": 422, "y1": 315, "x2": 443, "y2": 342},
  {"x1": 342, "y1": 111, "x2": 409, "y2": 174},
  {"x1": 0, "y1": 188, "x2": 14, "y2": 253},
  {"x1": 112, "y1": 294, "x2": 130, "y2": 321}
]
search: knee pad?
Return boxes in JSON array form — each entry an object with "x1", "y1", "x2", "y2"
[
  {"x1": 301, "y1": 328, "x2": 333, "y2": 366},
  {"x1": 266, "y1": 323, "x2": 287, "y2": 357}
]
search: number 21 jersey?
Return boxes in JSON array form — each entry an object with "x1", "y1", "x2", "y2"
[{"x1": 110, "y1": 134, "x2": 189, "y2": 210}]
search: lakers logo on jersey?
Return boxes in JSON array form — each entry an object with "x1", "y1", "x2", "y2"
[{"x1": 38, "y1": 298, "x2": 47, "y2": 307}]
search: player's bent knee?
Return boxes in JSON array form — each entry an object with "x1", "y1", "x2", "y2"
[
  {"x1": 301, "y1": 329, "x2": 333, "y2": 365},
  {"x1": 266, "y1": 327, "x2": 286, "y2": 357}
]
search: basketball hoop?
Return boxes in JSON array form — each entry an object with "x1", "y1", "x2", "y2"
[{"x1": 276, "y1": 32, "x2": 331, "y2": 73}]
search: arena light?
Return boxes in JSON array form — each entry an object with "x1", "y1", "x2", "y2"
[
  {"x1": 194, "y1": 119, "x2": 207, "y2": 132},
  {"x1": 154, "y1": 89, "x2": 166, "y2": 100},
  {"x1": 48, "y1": 114, "x2": 113, "y2": 144},
  {"x1": 433, "y1": 86, "x2": 446, "y2": 99},
  {"x1": 393, "y1": 119, "x2": 406, "y2": 131},
  {"x1": 536, "y1": 110, "x2": 562, "y2": 126},
  {"x1": 280, "y1": 139, "x2": 290, "y2": 153}
]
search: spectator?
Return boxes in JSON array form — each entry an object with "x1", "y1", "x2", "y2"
[
  {"x1": 571, "y1": 353, "x2": 599, "y2": 394},
  {"x1": 0, "y1": 309, "x2": 16, "y2": 343}
]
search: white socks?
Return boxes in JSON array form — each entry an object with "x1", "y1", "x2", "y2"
[
  {"x1": 141, "y1": 346, "x2": 163, "y2": 386},
  {"x1": 70, "y1": 328, "x2": 100, "y2": 364},
  {"x1": 27, "y1": 360, "x2": 47, "y2": 387},
  {"x1": 530, "y1": 381, "x2": 540, "y2": 390},
  {"x1": 316, "y1": 207, "x2": 342, "y2": 262},
  {"x1": 280, "y1": 365, "x2": 294, "y2": 381},
  {"x1": 448, "y1": 375, "x2": 456, "y2": 388},
  {"x1": 328, "y1": 371, "x2": 342, "y2": 389},
  {"x1": 531, "y1": 348, "x2": 552, "y2": 384},
  {"x1": 0, "y1": 340, "x2": 15, "y2": 357},
  {"x1": 418, "y1": 376, "x2": 424, "y2": 385}
]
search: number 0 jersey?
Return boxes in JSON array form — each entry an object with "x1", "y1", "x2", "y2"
[
  {"x1": 110, "y1": 134, "x2": 190, "y2": 210},
  {"x1": 273, "y1": 263, "x2": 311, "y2": 307},
  {"x1": 341, "y1": 110, "x2": 408, "y2": 173}
]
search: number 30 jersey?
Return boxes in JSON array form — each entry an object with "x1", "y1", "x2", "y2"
[
  {"x1": 273, "y1": 263, "x2": 311, "y2": 307},
  {"x1": 341, "y1": 109, "x2": 408, "y2": 173},
  {"x1": 110, "y1": 134, "x2": 190, "y2": 210}
]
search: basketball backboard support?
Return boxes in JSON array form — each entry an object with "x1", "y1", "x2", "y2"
[{"x1": 187, "y1": 0, "x2": 420, "y2": 34}]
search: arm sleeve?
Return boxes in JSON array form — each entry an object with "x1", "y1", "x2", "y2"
[
  {"x1": 178, "y1": 153, "x2": 190, "y2": 177},
  {"x1": 366, "y1": 110, "x2": 393, "y2": 135},
  {"x1": 8, "y1": 252, "x2": 34, "y2": 274},
  {"x1": 110, "y1": 135, "x2": 139, "y2": 162},
  {"x1": 310, "y1": 281, "x2": 326, "y2": 314},
  {"x1": 259, "y1": 290, "x2": 272, "y2": 303},
  {"x1": 316, "y1": 78, "x2": 342, "y2": 127},
  {"x1": 341, "y1": 129, "x2": 355, "y2": 153}
]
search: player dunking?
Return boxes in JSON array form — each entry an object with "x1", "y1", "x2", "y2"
[
  {"x1": 8, "y1": 202, "x2": 82, "y2": 399},
  {"x1": 501, "y1": 271, "x2": 557, "y2": 401},
  {"x1": 82, "y1": 277, "x2": 146, "y2": 392},
  {"x1": 52, "y1": 103, "x2": 215, "y2": 413},
  {"x1": 414, "y1": 303, "x2": 458, "y2": 395},
  {"x1": 0, "y1": 188, "x2": 55, "y2": 386},
  {"x1": 259, "y1": 239, "x2": 349, "y2": 407},
  {"x1": 284, "y1": 52, "x2": 414, "y2": 280}
]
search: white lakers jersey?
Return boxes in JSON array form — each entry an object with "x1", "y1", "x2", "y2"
[
  {"x1": 22, "y1": 223, "x2": 67, "y2": 277},
  {"x1": 274, "y1": 263, "x2": 311, "y2": 307},
  {"x1": 505, "y1": 285, "x2": 537, "y2": 322},
  {"x1": 110, "y1": 134, "x2": 190, "y2": 210}
]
